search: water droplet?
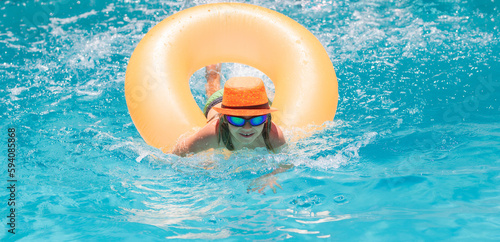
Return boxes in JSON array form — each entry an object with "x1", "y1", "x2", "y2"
[
  {"x1": 333, "y1": 193, "x2": 350, "y2": 204},
  {"x1": 333, "y1": 195, "x2": 345, "y2": 203}
]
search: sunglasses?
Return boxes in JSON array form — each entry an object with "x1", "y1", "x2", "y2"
[{"x1": 226, "y1": 115, "x2": 267, "y2": 127}]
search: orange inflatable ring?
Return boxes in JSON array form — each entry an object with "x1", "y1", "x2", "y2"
[{"x1": 125, "y1": 3, "x2": 338, "y2": 152}]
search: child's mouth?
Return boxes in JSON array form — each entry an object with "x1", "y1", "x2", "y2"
[{"x1": 239, "y1": 132, "x2": 254, "y2": 138}]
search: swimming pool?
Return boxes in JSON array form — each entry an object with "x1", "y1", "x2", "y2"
[{"x1": 1, "y1": 0, "x2": 499, "y2": 240}]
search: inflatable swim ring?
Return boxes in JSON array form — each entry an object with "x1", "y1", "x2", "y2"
[{"x1": 125, "y1": 3, "x2": 338, "y2": 152}]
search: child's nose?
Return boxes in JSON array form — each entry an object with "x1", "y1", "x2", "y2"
[{"x1": 242, "y1": 121, "x2": 252, "y2": 129}]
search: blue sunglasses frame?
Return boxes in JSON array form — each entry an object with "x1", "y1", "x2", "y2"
[{"x1": 226, "y1": 115, "x2": 268, "y2": 127}]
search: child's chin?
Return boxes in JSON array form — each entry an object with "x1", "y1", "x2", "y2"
[{"x1": 236, "y1": 136, "x2": 256, "y2": 144}]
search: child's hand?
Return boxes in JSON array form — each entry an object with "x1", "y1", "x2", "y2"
[
  {"x1": 247, "y1": 164, "x2": 293, "y2": 194},
  {"x1": 247, "y1": 174, "x2": 283, "y2": 194}
]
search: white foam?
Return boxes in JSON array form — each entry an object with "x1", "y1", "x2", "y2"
[
  {"x1": 166, "y1": 229, "x2": 231, "y2": 239},
  {"x1": 289, "y1": 129, "x2": 377, "y2": 169},
  {"x1": 50, "y1": 10, "x2": 98, "y2": 25}
]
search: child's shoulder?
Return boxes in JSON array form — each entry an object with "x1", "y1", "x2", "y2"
[
  {"x1": 269, "y1": 122, "x2": 286, "y2": 148},
  {"x1": 196, "y1": 118, "x2": 219, "y2": 142},
  {"x1": 173, "y1": 119, "x2": 220, "y2": 156}
]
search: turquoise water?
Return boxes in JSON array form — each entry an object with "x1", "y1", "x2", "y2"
[{"x1": 1, "y1": 0, "x2": 500, "y2": 240}]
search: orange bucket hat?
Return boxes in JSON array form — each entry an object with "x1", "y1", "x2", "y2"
[{"x1": 213, "y1": 77, "x2": 277, "y2": 116}]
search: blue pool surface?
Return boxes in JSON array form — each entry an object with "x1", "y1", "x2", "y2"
[{"x1": 1, "y1": 0, "x2": 499, "y2": 240}]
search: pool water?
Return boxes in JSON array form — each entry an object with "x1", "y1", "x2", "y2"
[{"x1": 1, "y1": 0, "x2": 499, "y2": 240}]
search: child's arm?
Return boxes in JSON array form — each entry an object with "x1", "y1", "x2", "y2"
[{"x1": 205, "y1": 63, "x2": 221, "y2": 97}]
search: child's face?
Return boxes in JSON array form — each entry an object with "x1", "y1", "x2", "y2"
[{"x1": 227, "y1": 116, "x2": 266, "y2": 145}]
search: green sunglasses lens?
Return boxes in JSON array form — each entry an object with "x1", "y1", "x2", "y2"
[
  {"x1": 249, "y1": 115, "x2": 267, "y2": 126},
  {"x1": 226, "y1": 116, "x2": 246, "y2": 126}
]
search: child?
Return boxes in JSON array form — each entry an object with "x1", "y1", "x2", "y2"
[{"x1": 173, "y1": 64, "x2": 290, "y2": 194}]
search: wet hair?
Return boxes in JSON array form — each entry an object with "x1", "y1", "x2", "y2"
[{"x1": 217, "y1": 114, "x2": 274, "y2": 152}]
